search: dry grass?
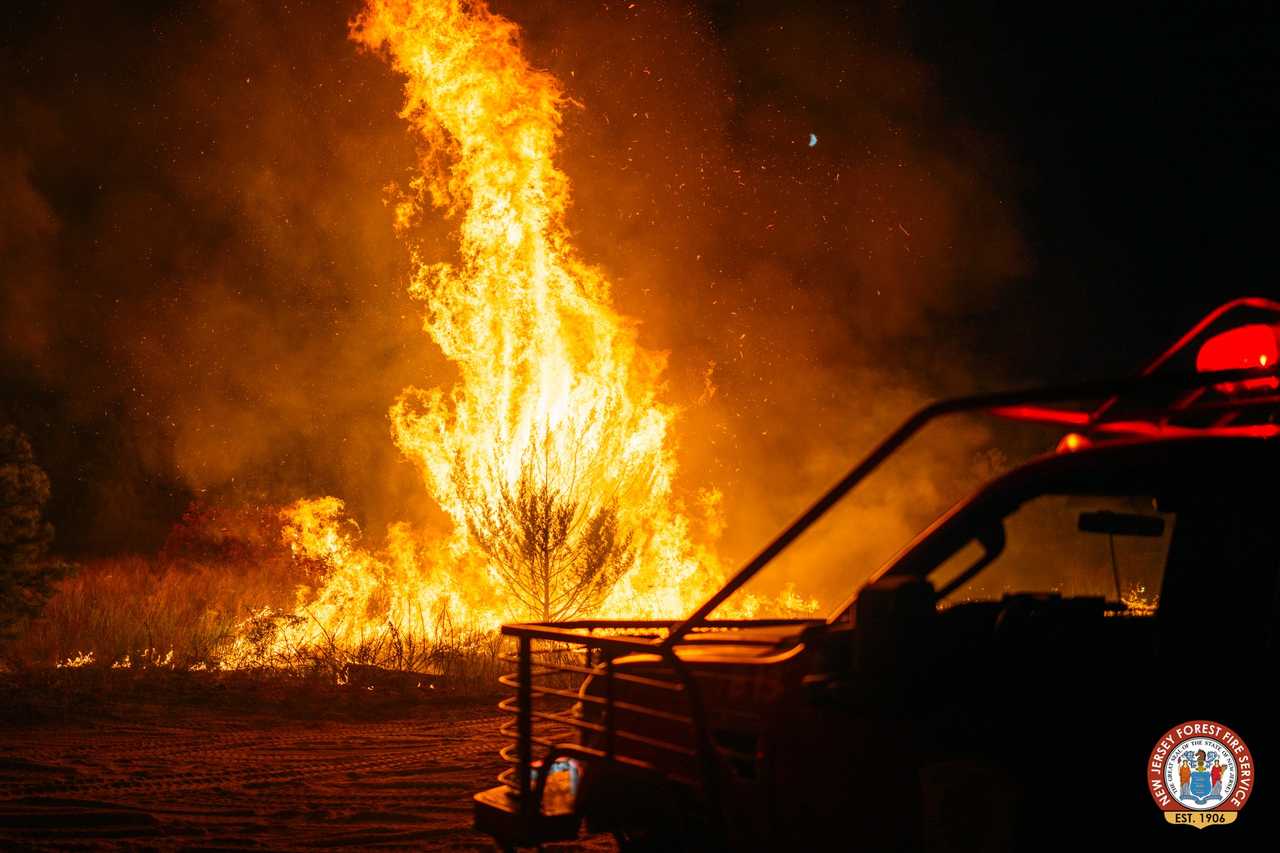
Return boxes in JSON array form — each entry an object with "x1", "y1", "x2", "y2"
[
  {"x1": 229, "y1": 606, "x2": 508, "y2": 694},
  {"x1": 0, "y1": 503, "x2": 513, "y2": 697},
  {"x1": 7, "y1": 554, "x2": 297, "y2": 669},
  {"x1": 4, "y1": 555, "x2": 508, "y2": 695}
]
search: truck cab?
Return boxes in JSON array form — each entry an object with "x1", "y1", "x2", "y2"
[{"x1": 474, "y1": 298, "x2": 1280, "y2": 850}]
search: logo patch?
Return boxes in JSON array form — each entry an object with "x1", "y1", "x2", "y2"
[{"x1": 1148, "y1": 720, "x2": 1255, "y2": 828}]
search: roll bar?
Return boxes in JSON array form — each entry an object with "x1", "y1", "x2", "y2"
[{"x1": 662, "y1": 361, "x2": 1279, "y2": 648}]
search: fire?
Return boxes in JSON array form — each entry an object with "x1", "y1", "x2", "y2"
[
  {"x1": 363, "y1": 0, "x2": 711, "y2": 617},
  {"x1": 229, "y1": 0, "x2": 737, "y2": 660}
]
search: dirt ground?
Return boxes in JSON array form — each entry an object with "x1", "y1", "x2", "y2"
[{"x1": 0, "y1": 674, "x2": 615, "y2": 851}]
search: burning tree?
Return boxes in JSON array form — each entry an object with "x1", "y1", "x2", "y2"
[
  {"x1": 460, "y1": 428, "x2": 635, "y2": 622},
  {"x1": 221, "y1": 0, "x2": 731, "y2": 664},
  {"x1": 0, "y1": 425, "x2": 69, "y2": 641}
]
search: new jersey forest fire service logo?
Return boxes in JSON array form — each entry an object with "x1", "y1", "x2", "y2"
[{"x1": 1148, "y1": 720, "x2": 1255, "y2": 828}]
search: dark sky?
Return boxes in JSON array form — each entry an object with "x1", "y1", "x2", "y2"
[
  {"x1": 2, "y1": 0, "x2": 1277, "y2": 558},
  {"x1": 905, "y1": 1, "x2": 1280, "y2": 378}
]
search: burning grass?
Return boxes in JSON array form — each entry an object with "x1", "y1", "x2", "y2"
[
  {"x1": 10, "y1": 556, "x2": 293, "y2": 672},
  {"x1": 4, "y1": 555, "x2": 507, "y2": 695}
]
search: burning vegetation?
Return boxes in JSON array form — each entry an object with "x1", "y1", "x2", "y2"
[
  {"x1": 224, "y1": 0, "x2": 756, "y2": 667},
  {"x1": 6, "y1": 0, "x2": 822, "y2": 677}
]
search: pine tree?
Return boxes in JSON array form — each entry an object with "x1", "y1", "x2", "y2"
[
  {"x1": 0, "y1": 425, "x2": 70, "y2": 640},
  {"x1": 459, "y1": 428, "x2": 634, "y2": 622}
]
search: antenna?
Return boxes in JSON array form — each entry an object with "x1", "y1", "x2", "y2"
[{"x1": 1108, "y1": 532, "x2": 1122, "y2": 604}]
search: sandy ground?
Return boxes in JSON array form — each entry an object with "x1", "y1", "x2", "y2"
[{"x1": 0, "y1": 678, "x2": 615, "y2": 851}]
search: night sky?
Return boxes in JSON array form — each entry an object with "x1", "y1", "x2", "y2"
[
  {"x1": 908, "y1": 1, "x2": 1280, "y2": 378},
  {"x1": 2, "y1": 1, "x2": 1278, "y2": 559}
]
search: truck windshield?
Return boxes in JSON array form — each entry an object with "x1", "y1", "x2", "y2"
[{"x1": 932, "y1": 494, "x2": 1174, "y2": 608}]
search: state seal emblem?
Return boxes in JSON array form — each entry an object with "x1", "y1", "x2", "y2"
[{"x1": 1148, "y1": 720, "x2": 1255, "y2": 828}]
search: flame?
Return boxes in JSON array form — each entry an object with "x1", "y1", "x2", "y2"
[
  {"x1": 57, "y1": 651, "x2": 95, "y2": 669},
  {"x1": 227, "y1": 0, "x2": 746, "y2": 660},
  {"x1": 362, "y1": 0, "x2": 711, "y2": 617}
]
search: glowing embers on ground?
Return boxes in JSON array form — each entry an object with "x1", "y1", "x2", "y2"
[{"x1": 229, "y1": 0, "x2": 772, "y2": 662}]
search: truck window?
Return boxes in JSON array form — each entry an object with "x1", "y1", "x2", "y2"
[{"x1": 934, "y1": 494, "x2": 1174, "y2": 608}]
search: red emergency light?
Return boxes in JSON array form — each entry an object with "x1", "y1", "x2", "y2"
[{"x1": 1195, "y1": 323, "x2": 1280, "y2": 393}]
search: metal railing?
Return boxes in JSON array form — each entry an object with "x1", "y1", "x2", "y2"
[{"x1": 492, "y1": 619, "x2": 811, "y2": 826}]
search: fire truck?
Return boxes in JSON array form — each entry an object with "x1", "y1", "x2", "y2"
[{"x1": 474, "y1": 298, "x2": 1278, "y2": 850}]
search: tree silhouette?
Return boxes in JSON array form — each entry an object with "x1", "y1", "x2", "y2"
[
  {"x1": 0, "y1": 425, "x2": 70, "y2": 641},
  {"x1": 459, "y1": 426, "x2": 634, "y2": 622}
]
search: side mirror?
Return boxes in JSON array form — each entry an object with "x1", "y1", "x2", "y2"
[
  {"x1": 854, "y1": 575, "x2": 935, "y2": 684},
  {"x1": 1078, "y1": 510, "x2": 1165, "y2": 538}
]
